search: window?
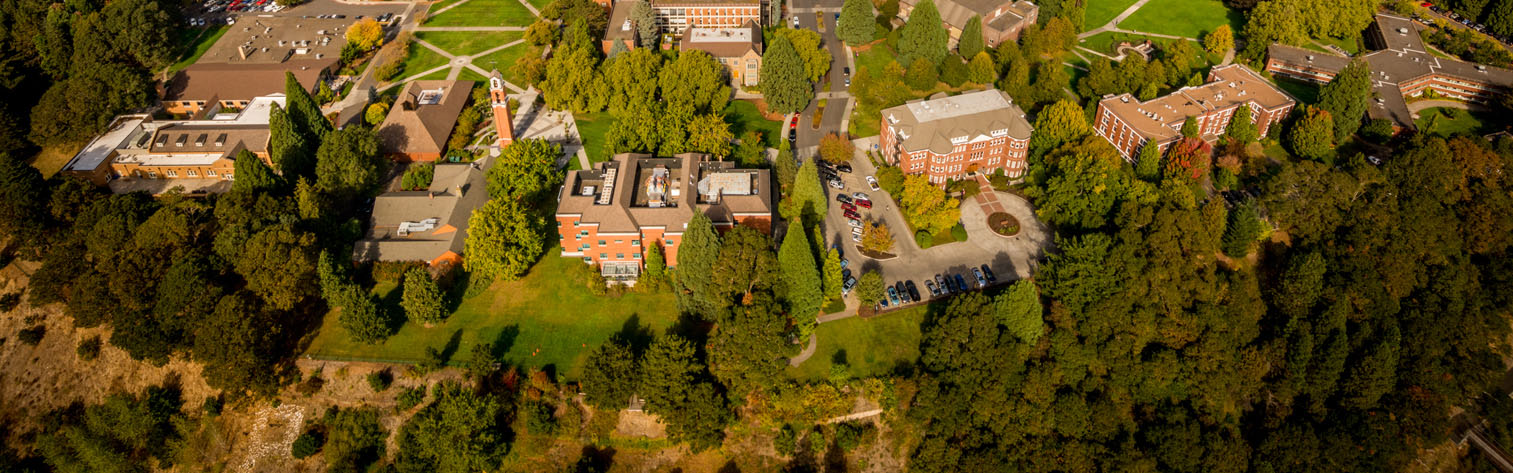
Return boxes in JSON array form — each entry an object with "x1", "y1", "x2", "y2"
[
  {"x1": 614, "y1": 240, "x2": 622, "y2": 244},
  {"x1": 165, "y1": 170, "x2": 178, "y2": 177},
  {"x1": 148, "y1": 171, "x2": 158, "y2": 178},
  {"x1": 616, "y1": 253, "x2": 625, "y2": 259},
  {"x1": 187, "y1": 170, "x2": 198, "y2": 177},
  {"x1": 632, "y1": 240, "x2": 640, "y2": 246},
  {"x1": 666, "y1": 239, "x2": 675, "y2": 246},
  {"x1": 207, "y1": 170, "x2": 217, "y2": 177},
  {"x1": 583, "y1": 257, "x2": 593, "y2": 263},
  {"x1": 600, "y1": 253, "x2": 608, "y2": 259},
  {"x1": 598, "y1": 240, "x2": 606, "y2": 245},
  {"x1": 573, "y1": 220, "x2": 580, "y2": 225},
  {"x1": 633, "y1": 253, "x2": 641, "y2": 259}
]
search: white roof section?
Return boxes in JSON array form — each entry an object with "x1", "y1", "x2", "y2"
[
  {"x1": 686, "y1": 27, "x2": 753, "y2": 43},
  {"x1": 65, "y1": 115, "x2": 149, "y2": 172},
  {"x1": 903, "y1": 89, "x2": 1013, "y2": 122},
  {"x1": 210, "y1": 94, "x2": 286, "y2": 124},
  {"x1": 114, "y1": 152, "x2": 227, "y2": 166}
]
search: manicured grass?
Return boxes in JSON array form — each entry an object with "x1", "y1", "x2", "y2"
[
  {"x1": 305, "y1": 248, "x2": 681, "y2": 378},
  {"x1": 416, "y1": 68, "x2": 452, "y2": 80},
  {"x1": 458, "y1": 67, "x2": 489, "y2": 82},
  {"x1": 398, "y1": 42, "x2": 452, "y2": 81},
  {"x1": 1415, "y1": 107, "x2": 1508, "y2": 137},
  {"x1": 573, "y1": 111, "x2": 616, "y2": 163},
  {"x1": 524, "y1": 0, "x2": 552, "y2": 11},
  {"x1": 165, "y1": 26, "x2": 230, "y2": 75},
  {"x1": 416, "y1": 31, "x2": 524, "y2": 57},
  {"x1": 1086, "y1": 0, "x2": 1143, "y2": 30},
  {"x1": 785, "y1": 307, "x2": 925, "y2": 381},
  {"x1": 1314, "y1": 34, "x2": 1362, "y2": 55},
  {"x1": 1118, "y1": 0, "x2": 1242, "y2": 39},
  {"x1": 472, "y1": 43, "x2": 537, "y2": 86},
  {"x1": 29, "y1": 141, "x2": 87, "y2": 178},
  {"x1": 425, "y1": 0, "x2": 537, "y2": 27},
  {"x1": 725, "y1": 100, "x2": 783, "y2": 147},
  {"x1": 1273, "y1": 77, "x2": 1321, "y2": 105}
]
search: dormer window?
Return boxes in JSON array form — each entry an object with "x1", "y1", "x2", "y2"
[
  {"x1": 174, "y1": 135, "x2": 187, "y2": 147},
  {"x1": 194, "y1": 134, "x2": 208, "y2": 146}
]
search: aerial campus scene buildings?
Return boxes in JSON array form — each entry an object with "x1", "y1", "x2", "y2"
[{"x1": 6, "y1": 0, "x2": 1513, "y2": 470}]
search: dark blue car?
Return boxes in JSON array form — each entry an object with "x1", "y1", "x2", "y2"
[{"x1": 954, "y1": 274, "x2": 968, "y2": 292}]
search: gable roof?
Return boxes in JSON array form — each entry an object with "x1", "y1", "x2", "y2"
[
  {"x1": 882, "y1": 89, "x2": 1032, "y2": 155},
  {"x1": 680, "y1": 22, "x2": 762, "y2": 58},
  {"x1": 352, "y1": 160, "x2": 489, "y2": 262},
  {"x1": 376, "y1": 80, "x2": 475, "y2": 156},
  {"x1": 1097, "y1": 64, "x2": 1296, "y2": 143}
]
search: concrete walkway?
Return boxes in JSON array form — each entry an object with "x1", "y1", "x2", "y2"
[
  {"x1": 1079, "y1": 0, "x2": 1155, "y2": 39},
  {"x1": 788, "y1": 334, "x2": 819, "y2": 366}
]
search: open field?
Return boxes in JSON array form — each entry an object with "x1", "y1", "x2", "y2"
[
  {"x1": 304, "y1": 249, "x2": 681, "y2": 378},
  {"x1": 786, "y1": 307, "x2": 926, "y2": 381},
  {"x1": 416, "y1": 31, "x2": 524, "y2": 56},
  {"x1": 573, "y1": 111, "x2": 615, "y2": 164},
  {"x1": 1085, "y1": 0, "x2": 1143, "y2": 30},
  {"x1": 724, "y1": 100, "x2": 784, "y2": 147},
  {"x1": 398, "y1": 42, "x2": 451, "y2": 79},
  {"x1": 472, "y1": 42, "x2": 538, "y2": 86},
  {"x1": 1118, "y1": 0, "x2": 1242, "y2": 39},
  {"x1": 424, "y1": 0, "x2": 536, "y2": 27},
  {"x1": 1416, "y1": 107, "x2": 1510, "y2": 136}
]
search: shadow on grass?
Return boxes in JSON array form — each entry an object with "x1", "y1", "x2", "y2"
[
  {"x1": 614, "y1": 314, "x2": 655, "y2": 356},
  {"x1": 491, "y1": 324, "x2": 520, "y2": 359},
  {"x1": 439, "y1": 329, "x2": 463, "y2": 364}
]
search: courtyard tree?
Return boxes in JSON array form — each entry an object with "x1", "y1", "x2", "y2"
[
  {"x1": 675, "y1": 212, "x2": 722, "y2": 316},
  {"x1": 838, "y1": 0, "x2": 876, "y2": 45},
  {"x1": 772, "y1": 28, "x2": 832, "y2": 83},
  {"x1": 488, "y1": 138, "x2": 564, "y2": 203},
  {"x1": 1204, "y1": 25, "x2": 1234, "y2": 55},
  {"x1": 1181, "y1": 116, "x2": 1200, "y2": 139},
  {"x1": 1287, "y1": 106, "x2": 1336, "y2": 162},
  {"x1": 1028, "y1": 100, "x2": 1090, "y2": 158},
  {"x1": 968, "y1": 51, "x2": 996, "y2": 84},
  {"x1": 1225, "y1": 103, "x2": 1259, "y2": 144},
  {"x1": 1135, "y1": 140, "x2": 1162, "y2": 182},
  {"x1": 401, "y1": 266, "x2": 446, "y2": 325},
  {"x1": 897, "y1": 0, "x2": 948, "y2": 66},
  {"x1": 905, "y1": 57, "x2": 940, "y2": 91},
  {"x1": 818, "y1": 133, "x2": 855, "y2": 164},
  {"x1": 346, "y1": 19, "x2": 383, "y2": 50},
  {"x1": 315, "y1": 126, "x2": 385, "y2": 201},
  {"x1": 1318, "y1": 58, "x2": 1372, "y2": 142},
  {"x1": 393, "y1": 382, "x2": 507, "y2": 471},
  {"x1": 686, "y1": 113, "x2": 734, "y2": 158},
  {"x1": 861, "y1": 221, "x2": 895, "y2": 254},
  {"x1": 759, "y1": 34, "x2": 814, "y2": 114},
  {"x1": 899, "y1": 175, "x2": 961, "y2": 236},
  {"x1": 959, "y1": 15, "x2": 985, "y2": 59},
  {"x1": 709, "y1": 295, "x2": 792, "y2": 395},
  {"x1": 464, "y1": 199, "x2": 546, "y2": 281}
]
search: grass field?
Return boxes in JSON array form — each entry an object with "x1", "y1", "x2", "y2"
[
  {"x1": 472, "y1": 43, "x2": 538, "y2": 86},
  {"x1": 1085, "y1": 0, "x2": 1142, "y2": 30},
  {"x1": 524, "y1": 0, "x2": 552, "y2": 11},
  {"x1": 1415, "y1": 107, "x2": 1509, "y2": 137},
  {"x1": 399, "y1": 42, "x2": 451, "y2": 80},
  {"x1": 1118, "y1": 0, "x2": 1242, "y2": 39},
  {"x1": 725, "y1": 100, "x2": 783, "y2": 147},
  {"x1": 305, "y1": 249, "x2": 681, "y2": 378},
  {"x1": 573, "y1": 111, "x2": 615, "y2": 164},
  {"x1": 165, "y1": 26, "x2": 230, "y2": 76},
  {"x1": 425, "y1": 0, "x2": 537, "y2": 27},
  {"x1": 29, "y1": 142, "x2": 86, "y2": 177},
  {"x1": 416, "y1": 31, "x2": 524, "y2": 56},
  {"x1": 785, "y1": 307, "x2": 925, "y2": 381},
  {"x1": 1273, "y1": 77, "x2": 1321, "y2": 105}
]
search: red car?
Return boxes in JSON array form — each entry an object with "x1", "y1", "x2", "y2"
[
  {"x1": 841, "y1": 202, "x2": 857, "y2": 212},
  {"x1": 855, "y1": 198, "x2": 873, "y2": 209},
  {"x1": 843, "y1": 209, "x2": 862, "y2": 220}
]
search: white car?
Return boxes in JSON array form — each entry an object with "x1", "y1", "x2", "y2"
[
  {"x1": 866, "y1": 176, "x2": 880, "y2": 191},
  {"x1": 848, "y1": 218, "x2": 863, "y2": 228},
  {"x1": 828, "y1": 179, "x2": 844, "y2": 190}
]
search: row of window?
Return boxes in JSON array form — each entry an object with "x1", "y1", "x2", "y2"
[{"x1": 138, "y1": 169, "x2": 222, "y2": 178}]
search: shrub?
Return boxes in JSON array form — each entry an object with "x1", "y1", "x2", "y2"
[
  {"x1": 291, "y1": 430, "x2": 324, "y2": 459},
  {"x1": 203, "y1": 396, "x2": 224, "y2": 417},
  {"x1": 298, "y1": 372, "x2": 326, "y2": 396},
  {"x1": 833, "y1": 421, "x2": 871, "y2": 451},
  {"x1": 401, "y1": 163, "x2": 434, "y2": 190},
  {"x1": 0, "y1": 292, "x2": 19, "y2": 312},
  {"x1": 372, "y1": 261, "x2": 424, "y2": 282},
  {"x1": 774, "y1": 424, "x2": 797, "y2": 456},
  {"x1": 525, "y1": 400, "x2": 558, "y2": 435},
  {"x1": 1361, "y1": 118, "x2": 1395, "y2": 143},
  {"x1": 914, "y1": 230, "x2": 933, "y2": 249},
  {"x1": 949, "y1": 223, "x2": 967, "y2": 242},
  {"x1": 876, "y1": 166, "x2": 904, "y2": 195},
  {"x1": 397, "y1": 386, "x2": 426, "y2": 410},
  {"x1": 18, "y1": 325, "x2": 44, "y2": 346},
  {"x1": 77, "y1": 336, "x2": 102, "y2": 361},
  {"x1": 367, "y1": 369, "x2": 393, "y2": 393}
]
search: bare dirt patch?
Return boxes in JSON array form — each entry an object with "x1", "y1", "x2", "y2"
[{"x1": 614, "y1": 410, "x2": 669, "y2": 439}]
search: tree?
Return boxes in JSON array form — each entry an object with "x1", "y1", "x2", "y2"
[
  {"x1": 779, "y1": 224, "x2": 824, "y2": 335},
  {"x1": 709, "y1": 295, "x2": 792, "y2": 394},
  {"x1": 393, "y1": 382, "x2": 506, "y2": 472},
  {"x1": 631, "y1": 1, "x2": 658, "y2": 48},
  {"x1": 364, "y1": 102, "x2": 389, "y2": 126},
  {"x1": 776, "y1": 140, "x2": 798, "y2": 191},
  {"x1": 268, "y1": 103, "x2": 313, "y2": 176},
  {"x1": 1224, "y1": 104, "x2": 1259, "y2": 144},
  {"x1": 958, "y1": 15, "x2": 986, "y2": 59},
  {"x1": 1221, "y1": 199, "x2": 1262, "y2": 257},
  {"x1": 464, "y1": 199, "x2": 545, "y2": 281},
  {"x1": 1204, "y1": 25, "x2": 1234, "y2": 55},
  {"x1": 1317, "y1": 59, "x2": 1372, "y2": 143},
  {"x1": 861, "y1": 221, "x2": 894, "y2": 254},
  {"x1": 759, "y1": 34, "x2": 814, "y2": 114},
  {"x1": 542, "y1": 0, "x2": 609, "y2": 35},
  {"x1": 994, "y1": 280, "x2": 1042, "y2": 343},
  {"x1": 581, "y1": 338, "x2": 641, "y2": 409},
  {"x1": 967, "y1": 51, "x2": 996, "y2": 84},
  {"x1": 818, "y1": 133, "x2": 854, "y2": 164},
  {"x1": 232, "y1": 150, "x2": 281, "y2": 194},
  {"x1": 642, "y1": 242, "x2": 670, "y2": 291},
  {"x1": 401, "y1": 267, "x2": 446, "y2": 325},
  {"x1": 898, "y1": 175, "x2": 961, "y2": 235},
  {"x1": 789, "y1": 159, "x2": 828, "y2": 227},
  {"x1": 1287, "y1": 106, "x2": 1335, "y2": 162},
  {"x1": 838, "y1": 0, "x2": 876, "y2": 45},
  {"x1": 315, "y1": 126, "x2": 384, "y2": 200},
  {"x1": 640, "y1": 334, "x2": 700, "y2": 412},
  {"x1": 323, "y1": 407, "x2": 387, "y2": 473},
  {"x1": 542, "y1": 39, "x2": 607, "y2": 113},
  {"x1": 236, "y1": 223, "x2": 318, "y2": 310},
  {"x1": 709, "y1": 226, "x2": 780, "y2": 305},
  {"x1": 732, "y1": 131, "x2": 767, "y2": 168},
  {"x1": 284, "y1": 72, "x2": 332, "y2": 143},
  {"x1": 897, "y1": 0, "x2": 949, "y2": 66},
  {"x1": 821, "y1": 248, "x2": 843, "y2": 301},
  {"x1": 772, "y1": 28, "x2": 833, "y2": 83},
  {"x1": 675, "y1": 212, "x2": 722, "y2": 316},
  {"x1": 661, "y1": 381, "x2": 731, "y2": 452},
  {"x1": 346, "y1": 19, "x2": 383, "y2": 51},
  {"x1": 905, "y1": 57, "x2": 940, "y2": 91},
  {"x1": 686, "y1": 113, "x2": 733, "y2": 157},
  {"x1": 0, "y1": 154, "x2": 49, "y2": 242},
  {"x1": 526, "y1": 19, "x2": 559, "y2": 46},
  {"x1": 339, "y1": 284, "x2": 392, "y2": 344},
  {"x1": 1490, "y1": 0, "x2": 1513, "y2": 38},
  {"x1": 488, "y1": 138, "x2": 563, "y2": 203},
  {"x1": 1181, "y1": 116, "x2": 1200, "y2": 138},
  {"x1": 856, "y1": 270, "x2": 885, "y2": 306},
  {"x1": 1135, "y1": 140, "x2": 1162, "y2": 181},
  {"x1": 1028, "y1": 100, "x2": 1090, "y2": 157}
]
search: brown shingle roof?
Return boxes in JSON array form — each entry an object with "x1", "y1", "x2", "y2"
[
  {"x1": 353, "y1": 161, "x2": 489, "y2": 262},
  {"x1": 556, "y1": 153, "x2": 772, "y2": 233},
  {"x1": 162, "y1": 61, "x2": 330, "y2": 103},
  {"x1": 680, "y1": 22, "x2": 762, "y2": 58},
  {"x1": 377, "y1": 80, "x2": 476, "y2": 157}
]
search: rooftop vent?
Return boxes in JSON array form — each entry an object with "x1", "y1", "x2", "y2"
[
  {"x1": 1478, "y1": 65, "x2": 1488, "y2": 71},
  {"x1": 1306, "y1": 55, "x2": 1314, "y2": 61},
  {"x1": 581, "y1": 185, "x2": 596, "y2": 196},
  {"x1": 597, "y1": 167, "x2": 618, "y2": 205},
  {"x1": 1398, "y1": 27, "x2": 1409, "y2": 34}
]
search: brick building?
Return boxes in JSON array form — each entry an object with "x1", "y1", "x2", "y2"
[
  {"x1": 879, "y1": 89, "x2": 1033, "y2": 184},
  {"x1": 556, "y1": 153, "x2": 773, "y2": 283},
  {"x1": 898, "y1": 0, "x2": 1037, "y2": 46},
  {"x1": 651, "y1": 0, "x2": 762, "y2": 36},
  {"x1": 376, "y1": 80, "x2": 474, "y2": 162},
  {"x1": 603, "y1": 0, "x2": 642, "y2": 54},
  {"x1": 1093, "y1": 64, "x2": 1295, "y2": 160},
  {"x1": 1266, "y1": 13, "x2": 1513, "y2": 130},
  {"x1": 62, "y1": 94, "x2": 286, "y2": 194},
  {"x1": 680, "y1": 23, "x2": 763, "y2": 87},
  {"x1": 160, "y1": 16, "x2": 350, "y2": 117}
]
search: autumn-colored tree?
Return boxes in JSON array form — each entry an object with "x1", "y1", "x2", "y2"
[
  {"x1": 818, "y1": 133, "x2": 854, "y2": 164},
  {"x1": 861, "y1": 221, "x2": 894, "y2": 254},
  {"x1": 346, "y1": 19, "x2": 384, "y2": 50},
  {"x1": 1164, "y1": 137, "x2": 1212, "y2": 181}
]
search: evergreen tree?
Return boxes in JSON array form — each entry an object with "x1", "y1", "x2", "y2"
[
  {"x1": 1181, "y1": 116, "x2": 1200, "y2": 138},
  {"x1": 856, "y1": 270, "x2": 884, "y2": 306},
  {"x1": 0, "y1": 154, "x2": 49, "y2": 247},
  {"x1": 905, "y1": 57, "x2": 940, "y2": 90},
  {"x1": 821, "y1": 248, "x2": 843, "y2": 301},
  {"x1": 897, "y1": 0, "x2": 949, "y2": 66},
  {"x1": 1221, "y1": 199, "x2": 1262, "y2": 257},
  {"x1": 268, "y1": 104, "x2": 312, "y2": 176},
  {"x1": 232, "y1": 150, "x2": 280, "y2": 193},
  {"x1": 1489, "y1": 0, "x2": 1513, "y2": 38},
  {"x1": 1317, "y1": 58, "x2": 1371, "y2": 143},
  {"x1": 1224, "y1": 104, "x2": 1259, "y2": 144},
  {"x1": 759, "y1": 34, "x2": 813, "y2": 114},
  {"x1": 776, "y1": 139, "x2": 798, "y2": 191},
  {"x1": 1287, "y1": 106, "x2": 1335, "y2": 162},
  {"x1": 400, "y1": 266, "x2": 445, "y2": 325},
  {"x1": 284, "y1": 72, "x2": 331, "y2": 143},
  {"x1": 674, "y1": 211, "x2": 721, "y2": 317},
  {"x1": 959, "y1": 15, "x2": 985, "y2": 59},
  {"x1": 1135, "y1": 140, "x2": 1162, "y2": 181},
  {"x1": 631, "y1": 0, "x2": 658, "y2": 48},
  {"x1": 994, "y1": 280, "x2": 1042, "y2": 343},
  {"x1": 709, "y1": 295, "x2": 792, "y2": 395},
  {"x1": 581, "y1": 338, "x2": 641, "y2": 409},
  {"x1": 640, "y1": 334, "x2": 699, "y2": 413},
  {"x1": 967, "y1": 51, "x2": 996, "y2": 84},
  {"x1": 778, "y1": 225, "x2": 823, "y2": 339},
  {"x1": 1340, "y1": 318, "x2": 1401, "y2": 409},
  {"x1": 642, "y1": 242, "x2": 668, "y2": 291},
  {"x1": 790, "y1": 159, "x2": 827, "y2": 227},
  {"x1": 838, "y1": 0, "x2": 877, "y2": 46}
]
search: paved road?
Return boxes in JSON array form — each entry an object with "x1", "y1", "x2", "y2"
[{"x1": 792, "y1": 3, "x2": 852, "y2": 151}]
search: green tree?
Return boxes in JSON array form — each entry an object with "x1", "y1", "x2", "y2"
[
  {"x1": 581, "y1": 338, "x2": 641, "y2": 409},
  {"x1": 967, "y1": 51, "x2": 996, "y2": 84},
  {"x1": 1340, "y1": 318, "x2": 1401, "y2": 409},
  {"x1": 759, "y1": 34, "x2": 814, "y2": 114},
  {"x1": 856, "y1": 270, "x2": 884, "y2": 306},
  {"x1": 779, "y1": 225, "x2": 823, "y2": 336},
  {"x1": 789, "y1": 159, "x2": 827, "y2": 227},
  {"x1": 1135, "y1": 140, "x2": 1162, "y2": 181},
  {"x1": 0, "y1": 155, "x2": 49, "y2": 243},
  {"x1": 1317, "y1": 58, "x2": 1372, "y2": 143},
  {"x1": 897, "y1": 0, "x2": 948, "y2": 66},
  {"x1": 686, "y1": 113, "x2": 734, "y2": 157},
  {"x1": 838, "y1": 0, "x2": 876, "y2": 45},
  {"x1": 284, "y1": 72, "x2": 331, "y2": 143},
  {"x1": 640, "y1": 334, "x2": 699, "y2": 412},
  {"x1": 463, "y1": 199, "x2": 545, "y2": 281},
  {"x1": 631, "y1": 1, "x2": 658, "y2": 48},
  {"x1": 1204, "y1": 24, "x2": 1234, "y2": 55},
  {"x1": 821, "y1": 247, "x2": 843, "y2": 301},
  {"x1": 709, "y1": 295, "x2": 792, "y2": 395},
  {"x1": 905, "y1": 57, "x2": 939, "y2": 91},
  {"x1": 994, "y1": 279, "x2": 1042, "y2": 343},
  {"x1": 1028, "y1": 100, "x2": 1090, "y2": 158},
  {"x1": 1181, "y1": 115, "x2": 1200, "y2": 138},
  {"x1": 674, "y1": 212, "x2": 722, "y2": 316},
  {"x1": 542, "y1": 40, "x2": 608, "y2": 113},
  {"x1": 268, "y1": 103, "x2": 313, "y2": 176},
  {"x1": 232, "y1": 150, "x2": 281, "y2": 194},
  {"x1": 603, "y1": 48, "x2": 663, "y2": 114},
  {"x1": 772, "y1": 28, "x2": 832, "y2": 83},
  {"x1": 1224, "y1": 104, "x2": 1259, "y2": 144},
  {"x1": 393, "y1": 382, "x2": 506, "y2": 472},
  {"x1": 315, "y1": 126, "x2": 384, "y2": 200},
  {"x1": 708, "y1": 226, "x2": 780, "y2": 306},
  {"x1": 236, "y1": 223, "x2": 318, "y2": 310},
  {"x1": 642, "y1": 242, "x2": 670, "y2": 291},
  {"x1": 1221, "y1": 199, "x2": 1262, "y2": 257},
  {"x1": 487, "y1": 138, "x2": 564, "y2": 203},
  {"x1": 661, "y1": 381, "x2": 730, "y2": 452},
  {"x1": 960, "y1": 15, "x2": 986, "y2": 59},
  {"x1": 776, "y1": 140, "x2": 798, "y2": 191},
  {"x1": 323, "y1": 407, "x2": 387, "y2": 473},
  {"x1": 1287, "y1": 106, "x2": 1335, "y2": 162},
  {"x1": 401, "y1": 267, "x2": 446, "y2": 325},
  {"x1": 898, "y1": 174, "x2": 961, "y2": 235},
  {"x1": 1490, "y1": 0, "x2": 1513, "y2": 37},
  {"x1": 338, "y1": 282, "x2": 393, "y2": 344}
]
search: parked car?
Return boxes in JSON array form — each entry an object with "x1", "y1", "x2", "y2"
[
  {"x1": 866, "y1": 176, "x2": 880, "y2": 191},
  {"x1": 836, "y1": 193, "x2": 853, "y2": 204},
  {"x1": 851, "y1": 229, "x2": 862, "y2": 242},
  {"x1": 972, "y1": 268, "x2": 987, "y2": 288},
  {"x1": 935, "y1": 274, "x2": 947, "y2": 294},
  {"x1": 855, "y1": 197, "x2": 872, "y2": 209},
  {"x1": 905, "y1": 280, "x2": 920, "y2": 302},
  {"x1": 887, "y1": 286, "x2": 900, "y2": 306},
  {"x1": 843, "y1": 209, "x2": 861, "y2": 220},
  {"x1": 925, "y1": 280, "x2": 941, "y2": 297},
  {"x1": 980, "y1": 264, "x2": 996, "y2": 284},
  {"x1": 954, "y1": 274, "x2": 968, "y2": 292},
  {"x1": 843, "y1": 66, "x2": 850, "y2": 76},
  {"x1": 837, "y1": 163, "x2": 853, "y2": 173},
  {"x1": 842, "y1": 276, "x2": 857, "y2": 295},
  {"x1": 894, "y1": 282, "x2": 909, "y2": 303},
  {"x1": 841, "y1": 202, "x2": 857, "y2": 212},
  {"x1": 848, "y1": 218, "x2": 863, "y2": 228},
  {"x1": 829, "y1": 179, "x2": 845, "y2": 189}
]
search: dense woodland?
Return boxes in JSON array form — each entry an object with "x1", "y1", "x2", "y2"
[{"x1": 2, "y1": 0, "x2": 1513, "y2": 471}]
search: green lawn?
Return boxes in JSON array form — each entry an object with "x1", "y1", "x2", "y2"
[
  {"x1": 524, "y1": 0, "x2": 552, "y2": 11},
  {"x1": 425, "y1": 0, "x2": 537, "y2": 27},
  {"x1": 1086, "y1": 0, "x2": 1143, "y2": 30},
  {"x1": 785, "y1": 307, "x2": 925, "y2": 381},
  {"x1": 472, "y1": 43, "x2": 537, "y2": 86},
  {"x1": 305, "y1": 250, "x2": 681, "y2": 378},
  {"x1": 458, "y1": 68, "x2": 489, "y2": 82},
  {"x1": 573, "y1": 111, "x2": 616, "y2": 163},
  {"x1": 1313, "y1": 34, "x2": 1362, "y2": 55},
  {"x1": 1415, "y1": 107, "x2": 1509, "y2": 137},
  {"x1": 724, "y1": 100, "x2": 783, "y2": 147},
  {"x1": 1118, "y1": 0, "x2": 1242, "y2": 39},
  {"x1": 416, "y1": 31, "x2": 524, "y2": 57},
  {"x1": 398, "y1": 43, "x2": 451, "y2": 80},
  {"x1": 1273, "y1": 77, "x2": 1321, "y2": 105},
  {"x1": 165, "y1": 26, "x2": 230, "y2": 75}
]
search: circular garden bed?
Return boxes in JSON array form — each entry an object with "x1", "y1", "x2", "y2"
[{"x1": 988, "y1": 212, "x2": 1020, "y2": 237}]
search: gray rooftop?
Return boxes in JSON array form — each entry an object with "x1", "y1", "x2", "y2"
[{"x1": 883, "y1": 88, "x2": 1032, "y2": 155}]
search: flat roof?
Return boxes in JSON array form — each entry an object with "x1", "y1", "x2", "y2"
[
  {"x1": 904, "y1": 89, "x2": 1013, "y2": 122},
  {"x1": 198, "y1": 16, "x2": 351, "y2": 65},
  {"x1": 65, "y1": 116, "x2": 149, "y2": 173}
]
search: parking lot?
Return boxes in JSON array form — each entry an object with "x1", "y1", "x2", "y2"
[
  {"x1": 187, "y1": 0, "x2": 410, "y2": 29},
  {"x1": 816, "y1": 145, "x2": 1052, "y2": 311}
]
